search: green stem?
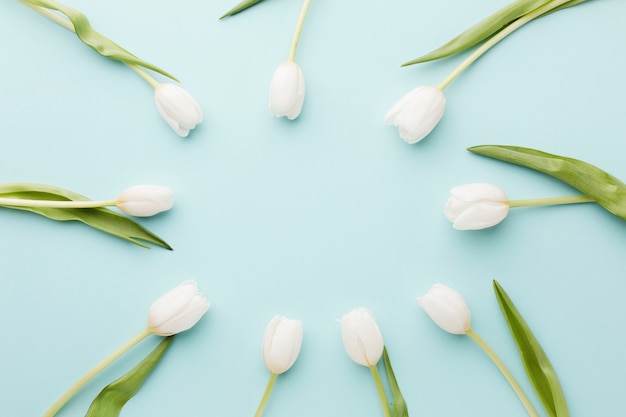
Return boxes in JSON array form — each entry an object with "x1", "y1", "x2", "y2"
[
  {"x1": 127, "y1": 64, "x2": 160, "y2": 88},
  {"x1": 42, "y1": 328, "x2": 152, "y2": 417},
  {"x1": 369, "y1": 364, "x2": 392, "y2": 417},
  {"x1": 0, "y1": 197, "x2": 117, "y2": 209},
  {"x1": 508, "y1": 195, "x2": 594, "y2": 208},
  {"x1": 254, "y1": 372, "x2": 278, "y2": 417},
  {"x1": 438, "y1": 0, "x2": 573, "y2": 90},
  {"x1": 20, "y1": 1, "x2": 160, "y2": 89},
  {"x1": 287, "y1": 0, "x2": 312, "y2": 62},
  {"x1": 466, "y1": 329, "x2": 539, "y2": 417}
]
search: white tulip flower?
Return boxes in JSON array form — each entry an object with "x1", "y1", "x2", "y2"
[
  {"x1": 445, "y1": 183, "x2": 510, "y2": 230},
  {"x1": 416, "y1": 284, "x2": 471, "y2": 335},
  {"x1": 154, "y1": 83, "x2": 203, "y2": 137},
  {"x1": 384, "y1": 85, "x2": 446, "y2": 144},
  {"x1": 116, "y1": 185, "x2": 174, "y2": 217},
  {"x1": 148, "y1": 280, "x2": 210, "y2": 336},
  {"x1": 269, "y1": 61, "x2": 306, "y2": 120},
  {"x1": 340, "y1": 307, "x2": 384, "y2": 367},
  {"x1": 261, "y1": 315, "x2": 303, "y2": 375}
]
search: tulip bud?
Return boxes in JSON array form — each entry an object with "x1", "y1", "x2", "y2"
[
  {"x1": 416, "y1": 284, "x2": 471, "y2": 335},
  {"x1": 269, "y1": 61, "x2": 305, "y2": 120},
  {"x1": 154, "y1": 83, "x2": 203, "y2": 137},
  {"x1": 384, "y1": 85, "x2": 446, "y2": 144},
  {"x1": 116, "y1": 185, "x2": 174, "y2": 217},
  {"x1": 148, "y1": 280, "x2": 210, "y2": 336},
  {"x1": 261, "y1": 315, "x2": 304, "y2": 374},
  {"x1": 340, "y1": 307, "x2": 384, "y2": 366},
  {"x1": 445, "y1": 183, "x2": 510, "y2": 230}
]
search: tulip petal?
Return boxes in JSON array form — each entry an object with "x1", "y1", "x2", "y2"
[
  {"x1": 154, "y1": 84, "x2": 203, "y2": 137},
  {"x1": 148, "y1": 280, "x2": 210, "y2": 336},
  {"x1": 340, "y1": 307, "x2": 384, "y2": 366},
  {"x1": 417, "y1": 284, "x2": 471, "y2": 335},
  {"x1": 269, "y1": 61, "x2": 305, "y2": 120},
  {"x1": 262, "y1": 315, "x2": 303, "y2": 374},
  {"x1": 385, "y1": 86, "x2": 446, "y2": 144}
]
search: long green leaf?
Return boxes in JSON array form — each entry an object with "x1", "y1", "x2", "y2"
[
  {"x1": 493, "y1": 281, "x2": 569, "y2": 417},
  {"x1": 21, "y1": 0, "x2": 178, "y2": 81},
  {"x1": 402, "y1": 0, "x2": 586, "y2": 66},
  {"x1": 84, "y1": 336, "x2": 174, "y2": 417},
  {"x1": 382, "y1": 346, "x2": 408, "y2": 417},
  {"x1": 0, "y1": 183, "x2": 171, "y2": 249},
  {"x1": 468, "y1": 145, "x2": 626, "y2": 221},
  {"x1": 220, "y1": 0, "x2": 267, "y2": 19}
]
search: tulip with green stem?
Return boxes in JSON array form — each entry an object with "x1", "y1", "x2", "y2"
[
  {"x1": 386, "y1": 0, "x2": 588, "y2": 144},
  {"x1": 42, "y1": 281, "x2": 210, "y2": 417},
  {"x1": 340, "y1": 307, "x2": 393, "y2": 417},
  {"x1": 254, "y1": 315, "x2": 303, "y2": 417},
  {"x1": 268, "y1": 0, "x2": 312, "y2": 120},
  {"x1": 0, "y1": 183, "x2": 173, "y2": 248},
  {"x1": 417, "y1": 284, "x2": 539, "y2": 417},
  {"x1": 445, "y1": 182, "x2": 593, "y2": 230},
  {"x1": 20, "y1": 0, "x2": 202, "y2": 137},
  {"x1": 0, "y1": 185, "x2": 173, "y2": 217}
]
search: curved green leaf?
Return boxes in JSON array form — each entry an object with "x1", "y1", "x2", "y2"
[
  {"x1": 85, "y1": 336, "x2": 174, "y2": 417},
  {"x1": 468, "y1": 145, "x2": 626, "y2": 221},
  {"x1": 22, "y1": 0, "x2": 178, "y2": 81},
  {"x1": 220, "y1": 0, "x2": 267, "y2": 19},
  {"x1": 382, "y1": 347, "x2": 408, "y2": 417},
  {"x1": 0, "y1": 183, "x2": 171, "y2": 250},
  {"x1": 402, "y1": 0, "x2": 587, "y2": 66},
  {"x1": 493, "y1": 281, "x2": 569, "y2": 417}
]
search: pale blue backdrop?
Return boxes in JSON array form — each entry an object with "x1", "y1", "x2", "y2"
[{"x1": 0, "y1": 0, "x2": 624, "y2": 416}]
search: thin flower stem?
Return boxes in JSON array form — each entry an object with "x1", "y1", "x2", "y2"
[
  {"x1": 508, "y1": 195, "x2": 594, "y2": 208},
  {"x1": 466, "y1": 329, "x2": 539, "y2": 417},
  {"x1": 438, "y1": 0, "x2": 573, "y2": 90},
  {"x1": 254, "y1": 372, "x2": 279, "y2": 417},
  {"x1": 0, "y1": 197, "x2": 117, "y2": 209},
  {"x1": 127, "y1": 64, "x2": 160, "y2": 89},
  {"x1": 42, "y1": 327, "x2": 152, "y2": 417},
  {"x1": 287, "y1": 0, "x2": 312, "y2": 62},
  {"x1": 369, "y1": 364, "x2": 392, "y2": 417},
  {"x1": 20, "y1": 1, "x2": 160, "y2": 89}
]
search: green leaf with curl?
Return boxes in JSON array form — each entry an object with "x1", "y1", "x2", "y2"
[
  {"x1": 84, "y1": 336, "x2": 174, "y2": 417},
  {"x1": 493, "y1": 281, "x2": 569, "y2": 417},
  {"x1": 402, "y1": 0, "x2": 587, "y2": 66},
  {"x1": 21, "y1": 0, "x2": 178, "y2": 81},
  {"x1": 220, "y1": 0, "x2": 268, "y2": 19},
  {"x1": 0, "y1": 183, "x2": 171, "y2": 250},
  {"x1": 468, "y1": 145, "x2": 626, "y2": 221},
  {"x1": 383, "y1": 347, "x2": 408, "y2": 417}
]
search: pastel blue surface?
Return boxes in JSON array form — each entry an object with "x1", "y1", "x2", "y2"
[{"x1": 1, "y1": 0, "x2": 625, "y2": 416}]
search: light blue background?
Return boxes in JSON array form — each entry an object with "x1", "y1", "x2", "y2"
[{"x1": 1, "y1": 0, "x2": 624, "y2": 416}]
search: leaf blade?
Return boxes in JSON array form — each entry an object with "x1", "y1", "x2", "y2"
[
  {"x1": 402, "y1": 0, "x2": 587, "y2": 66},
  {"x1": 467, "y1": 145, "x2": 626, "y2": 221},
  {"x1": 382, "y1": 346, "x2": 408, "y2": 417},
  {"x1": 0, "y1": 183, "x2": 171, "y2": 249},
  {"x1": 84, "y1": 336, "x2": 174, "y2": 417},
  {"x1": 493, "y1": 280, "x2": 569, "y2": 417},
  {"x1": 220, "y1": 0, "x2": 267, "y2": 19},
  {"x1": 22, "y1": 0, "x2": 178, "y2": 81}
]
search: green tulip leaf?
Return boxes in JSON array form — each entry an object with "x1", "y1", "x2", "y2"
[
  {"x1": 493, "y1": 281, "x2": 569, "y2": 417},
  {"x1": 84, "y1": 336, "x2": 174, "y2": 417},
  {"x1": 21, "y1": 0, "x2": 178, "y2": 81},
  {"x1": 0, "y1": 183, "x2": 171, "y2": 250},
  {"x1": 402, "y1": 0, "x2": 586, "y2": 66},
  {"x1": 220, "y1": 0, "x2": 268, "y2": 19},
  {"x1": 382, "y1": 347, "x2": 408, "y2": 417},
  {"x1": 468, "y1": 145, "x2": 626, "y2": 221}
]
